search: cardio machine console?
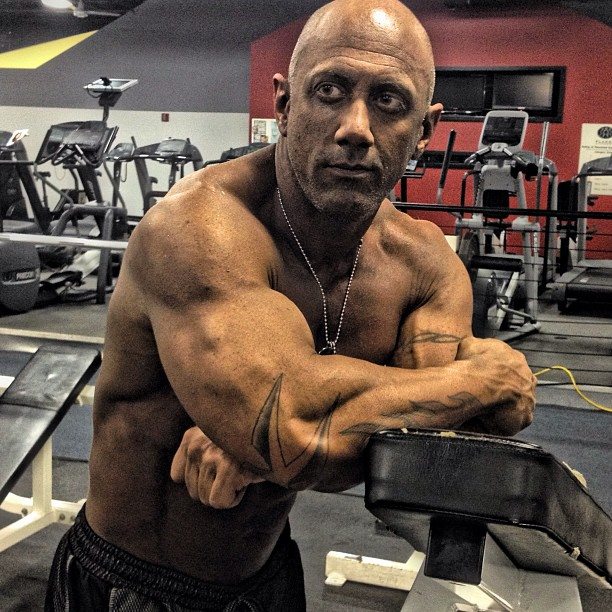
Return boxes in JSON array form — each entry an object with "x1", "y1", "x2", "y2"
[
  {"x1": 84, "y1": 78, "x2": 138, "y2": 94},
  {"x1": 36, "y1": 121, "x2": 117, "y2": 166},
  {"x1": 478, "y1": 110, "x2": 528, "y2": 154}
]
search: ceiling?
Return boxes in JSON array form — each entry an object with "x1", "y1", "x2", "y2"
[
  {"x1": 0, "y1": 0, "x2": 609, "y2": 52},
  {"x1": 1, "y1": 0, "x2": 611, "y2": 21},
  {"x1": 0, "y1": 0, "x2": 146, "y2": 17},
  {"x1": 0, "y1": 0, "x2": 147, "y2": 52}
]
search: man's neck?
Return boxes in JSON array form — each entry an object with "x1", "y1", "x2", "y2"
[{"x1": 273, "y1": 149, "x2": 379, "y2": 270}]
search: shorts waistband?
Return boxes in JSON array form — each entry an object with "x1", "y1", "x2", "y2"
[{"x1": 68, "y1": 507, "x2": 291, "y2": 609}]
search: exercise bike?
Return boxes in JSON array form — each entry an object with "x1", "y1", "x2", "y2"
[{"x1": 455, "y1": 110, "x2": 558, "y2": 340}]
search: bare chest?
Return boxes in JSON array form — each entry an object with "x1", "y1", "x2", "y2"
[{"x1": 274, "y1": 255, "x2": 415, "y2": 364}]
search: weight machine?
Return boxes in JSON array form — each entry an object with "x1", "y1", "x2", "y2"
[{"x1": 455, "y1": 111, "x2": 558, "y2": 340}]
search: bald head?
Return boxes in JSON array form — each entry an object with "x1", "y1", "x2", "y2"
[{"x1": 289, "y1": 0, "x2": 435, "y2": 103}]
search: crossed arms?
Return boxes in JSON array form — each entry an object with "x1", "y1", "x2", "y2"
[{"x1": 128, "y1": 201, "x2": 535, "y2": 494}]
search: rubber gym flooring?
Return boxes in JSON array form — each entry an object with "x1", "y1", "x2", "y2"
[{"x1": 0, "y1": 293, "x2": 611, "y2": 611}]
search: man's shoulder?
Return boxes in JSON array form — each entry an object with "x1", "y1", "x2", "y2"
[
  {"x1": 125, "y1": 163, "x2": 278, "y2": 298},
  {"x1": 132, "y1": 175, "x2": 239, "y2": 253},
  {"x1": 375, "y1": 201, "x2": 452, "y2": 260},
  {"x1": 136, "y1": 152, "x2": 276, "y2": 252}
]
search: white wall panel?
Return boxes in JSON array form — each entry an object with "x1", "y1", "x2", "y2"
[{"x1": 1, "y1": 106, "x2": 249, "y2": 216}]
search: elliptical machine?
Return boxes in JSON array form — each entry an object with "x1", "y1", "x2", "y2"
[
  {"x1": 456, "y1": 110, "x2": 558, "y2": 340},
  {"x1": 33, "y1": 119, "x2": 127, "y2": 305}
]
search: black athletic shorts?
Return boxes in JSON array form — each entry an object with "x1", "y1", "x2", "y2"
[{"x1": 45, "y1": 507, "x2": 306, "y2": 611}]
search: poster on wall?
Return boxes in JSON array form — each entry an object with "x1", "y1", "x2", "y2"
[
  {"x1": 251, "y1": 118, "x2": 279, "y2": 144},
  {"x1": 578, "y1": 123, "x2": 612, "y2": 196}
]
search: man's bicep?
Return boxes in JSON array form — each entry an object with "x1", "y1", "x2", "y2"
[
  {"x1": 391, "y1": 254, "x2": 473, "y2": 369},
  {"x1": 149, "y1": 284, "x2": 317, "y2": 470}
]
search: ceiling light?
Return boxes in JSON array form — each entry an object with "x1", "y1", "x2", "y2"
[
  {"x1": 73, "y1": 1, "x2": 88, "y2": 18},
  {"x1": 41, "y1": 0, "x2": 74, "y2": 9}
]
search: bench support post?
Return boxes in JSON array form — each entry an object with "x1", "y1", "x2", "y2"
[
  {"x1": 326, "y1": 533, "x2": 583, "y2": 611},
  {"x1": 0, "y1": 438, "x2": 84, "y2": 552}
]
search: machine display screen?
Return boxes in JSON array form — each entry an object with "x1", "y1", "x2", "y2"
[
  {"x1": 481, "y1": 116, "x2": 526, "y2": 146},
  {"x1": 84, "y1": 78, "x2": 138, "y2": 93},
  {"x1": 49, "y1": 127, "x2": 68, "y2": 142}
]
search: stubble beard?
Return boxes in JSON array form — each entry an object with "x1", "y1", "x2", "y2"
[{"x1": 289, "y1": 154, "x2": 394, "y2": 222}]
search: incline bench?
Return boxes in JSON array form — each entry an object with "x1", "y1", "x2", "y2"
[
  {"x1": 327, "y1": 429, "x2": 611, "y2": 611},
  {"x1": 0, "y1": 346, "x2": 101, "y2": 551},
  {"x1": 366, "y1": 430, "x2": 612, "y2": 612}
]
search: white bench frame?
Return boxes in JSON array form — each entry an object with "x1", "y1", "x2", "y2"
[{"x1": 0, "y1": 379, "x2": 94, "y2": 552}]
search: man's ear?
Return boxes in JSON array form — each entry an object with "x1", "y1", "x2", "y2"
[
  {"x1": 273, "y1": 73, "x2": 291, "y2": 137},
  {"x1": 413, "y1": 102, "x2": 443, "y2": 159}
]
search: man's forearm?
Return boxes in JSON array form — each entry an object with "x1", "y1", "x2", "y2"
[
  {"x1": 168, "y1": 335, "x2": 533, "y2": 502},
  {"x1": 234, "y1": 356, "x2": 491, "y2": 491}
]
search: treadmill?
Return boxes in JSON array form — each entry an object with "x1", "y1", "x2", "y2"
[
  {"x1": 0, "y1": 130, "x2": 52, "y2": 234},
  {"x1": 552, "y1": 155, "x2": 612, "y2": 312}
]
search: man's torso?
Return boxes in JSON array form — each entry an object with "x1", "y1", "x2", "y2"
[{"x1": 86, "y1": 147, "x2": 440, "y2": 582}]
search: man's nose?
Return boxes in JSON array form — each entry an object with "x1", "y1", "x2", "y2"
[{"x1": 335, "y1": 99, "x2": 374, "y2": 148}]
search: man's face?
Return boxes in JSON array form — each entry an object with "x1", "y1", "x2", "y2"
[{"x1": 281, "y1": 22, "x2": 433, "y2": 220}]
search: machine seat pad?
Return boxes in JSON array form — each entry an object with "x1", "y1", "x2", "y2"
[
  {"x1": 365, "y1": 428, "x2": 611, "y2": 589},
  {"x1": 0, "y1": 346, "x2": 101, "y2": 503}
]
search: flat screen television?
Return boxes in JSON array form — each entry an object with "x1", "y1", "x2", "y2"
[
  {"x1": 434, "y1": 67, "x2": 565, "y2": 122},
  {"x1": 492, "y1": 72, "x2": 555, "y2": 111},
  {"x1": 433, "y1": 74, "x2": 486, "y2": 115}
]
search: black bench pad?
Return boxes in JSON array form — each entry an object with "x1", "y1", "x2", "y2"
[
  {"x1": 0, "y1": 346, "x2": 101, "y2": 503},
  {"x1": 365, "y1": 428, "x2": 612, "y2": 589}
]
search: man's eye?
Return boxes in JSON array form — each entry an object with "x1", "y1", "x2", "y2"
[
  {"x1": 374, "y1": 92, "x2": 406, "y2": 113},
  {"x1": 315, "y1": 83, "x2": 344, "y2": 101}
]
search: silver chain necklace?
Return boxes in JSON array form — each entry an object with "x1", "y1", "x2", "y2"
[{"x1": 277, "y1": 187, "x2": 362, "y2": 355}]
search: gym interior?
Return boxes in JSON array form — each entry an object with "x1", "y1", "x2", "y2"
[{"x1": 0, "y1": 1, "x2": 610, "y2": 610}]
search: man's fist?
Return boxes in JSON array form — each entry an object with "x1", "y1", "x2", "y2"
[
  {"x1": 457, "y1": 337, "x2": 536, "y2": 435},
  {"x1": 170, "y1": 427, "x2": 264, "y2": 509}
]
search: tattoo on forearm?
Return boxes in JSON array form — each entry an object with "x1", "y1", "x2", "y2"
[
  {"x1": 250, "y1": 374, "x2": 283, "y2": 472},
  {"x1": 340, "y1": 422, "x2": 384, "y2": 436},
  {"x1": 382, "y1": 400, "x2": 444, "y2": 420},
  {"x1": 279, "y1": 396, "x2": 339, "y2": 468},
  {"x1": 341, "y1": 392, "x2": 485, "y2": 435},
  {"x1": 287, "y1": 408, "x2": 332, "y2": 490},
  {"x1": 447, "y1": 392, "x2": 485, "y2": 412},
  {"x1": 403, "y1": 331, "x2": 463, "y2": 349},
  {"x1": 250, "y1": 376, "x2": 338, "y2": 487}
]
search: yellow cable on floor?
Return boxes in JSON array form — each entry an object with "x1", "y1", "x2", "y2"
[{"x1": 534, "y1": 366, "x2": 612, "y2": 413}]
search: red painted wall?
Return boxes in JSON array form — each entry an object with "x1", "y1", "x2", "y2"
[{"x1": 249, "y1": 5, "x2": 611, "y2": 254}]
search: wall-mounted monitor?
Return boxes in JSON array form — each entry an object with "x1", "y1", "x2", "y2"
[
  {"x1": 433, "y1": 67, "x2": 565, "y2": 122},
  {"x1": 433, "y1": 74, "x2": 486, "y2": 115},
  {"x1": 492, "y1": 72, "x2": 554, "y2": 111}
]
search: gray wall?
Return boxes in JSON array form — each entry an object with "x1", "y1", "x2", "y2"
[{"x1": 0, "y1": 0, "x2": 327, "y2": 113}]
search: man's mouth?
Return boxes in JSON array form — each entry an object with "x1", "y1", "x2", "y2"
[{"x1": 323, "y1": 163, "x2": 377, "y2": 178}]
